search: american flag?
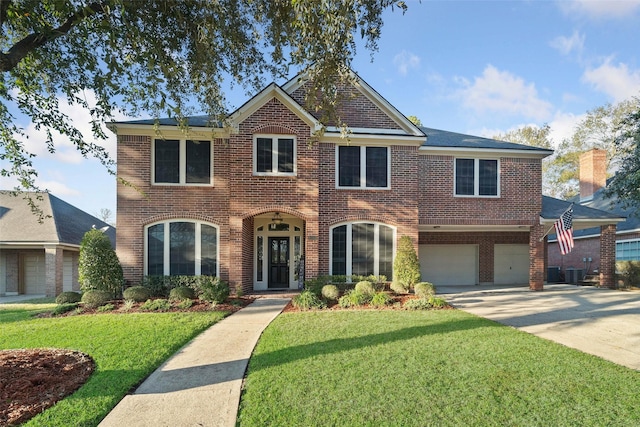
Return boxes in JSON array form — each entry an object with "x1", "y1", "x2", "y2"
[{"x1": 554, "y1": 205, "x2": 574, "y2": 255}]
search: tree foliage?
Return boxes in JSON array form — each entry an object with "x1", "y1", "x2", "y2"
[
  {"x1": 78, "y1": 227, "x2": 123, "y2": 296},
  {"x1": 1, "y1": 0, "x2": 407, "y2": 194},
  {"x1": 392, "y1": 235, "x2": 420, "y2": 292}
]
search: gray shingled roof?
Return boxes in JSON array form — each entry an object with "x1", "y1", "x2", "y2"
[
  {"x1": 112, "y1": 115, "x2": 219, "y2": 128},
  {"x1": 420, "y1": 127, "x2": 554, "y2": 153},
  {"x1": 0, "y1": 192, "x2": 115, "y2": 248}
]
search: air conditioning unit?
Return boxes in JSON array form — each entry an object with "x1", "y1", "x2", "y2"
[{"x1": 565, "y1": 268, "x2": 584, "y2": 284}]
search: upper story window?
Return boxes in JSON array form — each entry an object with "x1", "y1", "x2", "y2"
[
  {"x1": 153, "y1": 139, "x2": 212, "y2": 185},
  {"x1": 455, "y1": 158, "x2": 499, "y2": 197},
  {"x1": 254, "y1": 135, "x2": 296, "y2": 176},
  {"x1": 336, "y1": 146, "x2": 390, "y2": 189}
]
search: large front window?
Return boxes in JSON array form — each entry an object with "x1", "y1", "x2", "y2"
[
  {"x1": 331, "y1": 222, "x2": 395, "y2": 278},
  {"x1": 337, "y1": 146, "x2": 389, "y2": 189},
  {"x1": 617, "y1": 239, "x2": 640, "y2": 261},
  {"x1": 153, "y1": 139, "x2": 212, "y2": 185},
  {"x1": 455, "y1": 158, "x2": 498, "y2": 196},
  {"x1": 146, "y1": 220, "x2": 218, "y2": 276},
  {"x1": 254, "y1": 135, "x2": 296, "y2": 175}
]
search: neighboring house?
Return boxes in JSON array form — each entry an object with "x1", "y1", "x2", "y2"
[
  {"x1": 110, "y1": 69, "x2": 619, "y2": 293},
  {"x1": 547, "y1": 149, "x2": 630, "y2": 282},
  {"x1": 0, "y1": 191, "x2": 115, "y2": 297}
]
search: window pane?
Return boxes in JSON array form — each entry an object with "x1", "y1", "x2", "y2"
[
  {"x1": 338, "y1": 146, "x2": 361, "y2": 187},
  {"x1": 155, "y1": 139, "x2": 180, "y2": 183},
  {"x1": 201, "y1": 224, "x2": 217, "y2": 276},
  {"x1": 455, "y1": 158, "x2": 474, "y2": 195},
  {"x1": 479, "y1": 159, "x2": 498, "y2": 196},
  {"x1": 352, "y1": 223, "x2": 375, "y2": 276},
  {"x1": 379, "y1": 225, "x2": 394, "y2": 279},
  {"x1": 332, "y1": 225, "x2": 347, "y2": 275},
  {"x1": 277, "y1": 138, "x2": 294, "y2": 173},
  {"x1": 256, "y1": 138, "x2": 272, "y2": 173},
  {"x1": 147, "y1": 224, "x2": 164, "y2": 275},
  {"x1": 366, "y1": 147, "x2": 388, "y2": 187},
  {"x1": 170, "y1": 222, "x2": 195, "y2": 275},
  {"x1": 186, "y1": 140, "x2": 211, "y2": 184}
]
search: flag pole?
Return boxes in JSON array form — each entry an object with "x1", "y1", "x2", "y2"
[{"x1": 538, "y1": 203, "x2": 574, "y2": 242}]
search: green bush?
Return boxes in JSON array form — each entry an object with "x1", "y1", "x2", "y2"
[
  {"x1": 176, "y1": 298, "x2": 194, "y2": 309},
  {"x1": 393, "y1": 236, "x2": 421, "y2": 292},
  {"x1": 338, "y1": 290, "x2": 370, "y2": 308},
  {"x1": 123, "y1": 286, "x2": 151, "y2": 302},
  {"x1": 403, "y1": 298, "x2": 433, "y2": 310},
  {"x1": 390, "y1": 280, "x2": 410, "y2": 294},
  {"x1": 428, "y1": 297, "x2": 449, "y2": 308},
  {"x1": 370, "y1": 291, "x2": 392, "y2": 308},
  {"x1": 355, "y1": 280, "x2": 375, "y2": 296},
  {"x1": 96, "y1": 303, "x2": 116, "y2": 312},
  {"x1": 79, "y1": 228, "x2": 123, "y2": 297},
  {"x1": 197, "y1": 277, "x2": 230, "y2": 303},
  {"x1": 169, "y1": 286, "x2": 196, "y2": 301},
  {"x1": 55, "y1": 291, "x2": 81, "y2": 304},
  {"x1": 81, "y1": 289, "x2": 113, "y2": 309},
  {"x1": 140, "y1": 298, "x2": 171, "y2": 311},
  {"x1": 616, "y1": 261, "x2": 640, "y2": 289},
  {"x1": 292, "y1": 290, "x2": 326, "y2": 310},
  {"x1": 52, "y1": 303, "x2": 79, "y2": 316},
  {"x1": 414, "y1": 282, "x2": 436, "y2": 298},
  {"x1": 321, "y1": 284, "x2": 340, "y2": 301}
]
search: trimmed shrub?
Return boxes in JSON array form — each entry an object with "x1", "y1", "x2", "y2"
[
  {"x1": 79, "y1": 228, "x2": 123, "y2": 297},
  {"x1": 355, "y1": 280, "x2": 375, "y2": 296},
  {"x1": 52, "y1": 303, "x2": 79, "y2": 316},
  {"x1": 321, "y1": 284, "x2": 340, "y2": 301},
  {"x1": 123, "y1": 286, "x2": 151, "y2": 302},
  {"x1": 390, "y1": 280, "x2": 410, "y2": 294},
  {"x1": 81, "y1": 290, "x2": 112, "y2": 309},
  {"x1": 338, "y1": 290, "x2": 370, "y2": 308},
  {"x1": 370, "y1": 291, "x2": 392, "y2": 308},
  {"x1": 197, "y1": 277, "x2": 230, "y2": 303},
  {"x1": 292, "y1": 290, "x2": 326, "y2": 310},
  {"x1": 428, "y1": 297, "x2": 449, "y2": 308},
  {"x1": 393, "y1": 236, "x2": 421, "y2": 292},
  {"x1": 403, "y1": 298, "x2": 433, "y2": 310},
  {"x1": 55, "y1": 291, "x2": 81, "y2": 304},
  {"x1": 414, "y1": 282, "x2": 436, "y2": 298},
  {"x1": 176, "y1": 298, "x2": 194, "y2": 309},
  {"x1": 140, "y1": 298, "x2": 171, "y2": 311},
  {"x1": 169, "y1": 286, "x2": 196, "y2": 301},
  {"x1": 96, "y1": 303, "x2": 115, "y2": 312}
]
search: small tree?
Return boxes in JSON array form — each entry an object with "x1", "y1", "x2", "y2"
[
  {"x1": 79, "y1": 228, "x2": 123, "y2": 297},
  {"x1": 392, "y1": 236, "x2": 421, "y2": 293}
]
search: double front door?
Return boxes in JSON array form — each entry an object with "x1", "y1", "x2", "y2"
[{"x1": 268, "y1": 237, "x2": 289, "y2": 288}]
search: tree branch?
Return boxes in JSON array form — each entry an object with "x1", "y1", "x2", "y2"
[{"x1": 0, "y1": 1, "x2": 107, "y2": 72}]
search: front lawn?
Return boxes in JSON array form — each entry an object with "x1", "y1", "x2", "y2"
[
  {"x1": 238, "y1": 310, "x2": 640, "y2": 426},
  {"x1": 0, "y1": 301, "x2": 228, "y2": 426}
]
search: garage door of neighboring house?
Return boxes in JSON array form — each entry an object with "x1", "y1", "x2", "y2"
[
  {"x1": 23, "y1": 253, "x2": 45, "y2": 294},
  {"x1": 63, "y1": 253, "x2": 73, "y2": 292},
  {"x1": 419, "y1": 244, "x2": 478, "y2": 286},
  {"x1": 494, "y1": 244, "x2": 529, "y2": 285}
]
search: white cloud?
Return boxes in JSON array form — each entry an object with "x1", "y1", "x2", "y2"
[
  {"x1": 455, "y1": 65, "x2": 553, "y2": 121},
  {"x1": 550, "y1": 31, "x2": 585, "y2": 56},
  {"x1": 548, "y1": 111, "x2": 585, "y2": 146},
  {"x1": 393, "y1": 50, "x2": 420, "y2": 76},
  {"x1": 582, "y1": 58, "x2": 640, "y2": 102},
  {"x1": 558, "y1": 0, "x2": 640, "y2": 20},
  {"x1": 35, "y1": 179, "x2": 82, "y2": 198}
]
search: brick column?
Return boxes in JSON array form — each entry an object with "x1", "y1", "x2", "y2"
[
  {"x1": 599, "y1": 224, "x2": 617, "y2": 289},
  {"x1": 44, "y1": 246, "x2": 64, "y2": 297},
  {"x1": 529, "y1": 224, "x2": 545, "y2": 291},
  {"x1": 304, "y1": 215, "x2": 319, "y2": 279}
]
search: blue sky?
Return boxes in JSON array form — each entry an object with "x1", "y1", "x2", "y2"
[{"x1": 3, "y1": 0, "x2": 640, "y2": 221}]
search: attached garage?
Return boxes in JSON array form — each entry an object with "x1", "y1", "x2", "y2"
[
  {"x1": 419, "y1": 244, "x2": 478, "y2": 286},
  {"x1": 23, "y1": 253, "x2": 45, "y2": 294},
  {"x1": 494, "y1": 244, "x2": 529, "y2": 285}
]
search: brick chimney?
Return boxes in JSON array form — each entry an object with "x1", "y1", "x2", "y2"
[{"x1": 579, "y1": 149, "x2": 607, "y2": 201}]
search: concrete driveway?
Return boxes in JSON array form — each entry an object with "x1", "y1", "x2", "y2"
[{"x1": 439, "y1": 284, "x2": 640, "y2": 371}]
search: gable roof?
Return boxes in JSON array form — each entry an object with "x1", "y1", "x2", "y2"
[{"x1": 0, "y1": 191, "x2": 115, "y2": 248}]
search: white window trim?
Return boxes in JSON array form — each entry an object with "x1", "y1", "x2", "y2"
[
  {"x1": 151, "y1": 139, "x2": 214, "y2": 186},
  {"x1": 329, "y1": 221, "x2": 396, "y2": 277},
  {"x1": 453, "y1": 157, "x2": 500, "y2": 198},
  {"x1": 144, "y1": 219, "x2": 220, "y2": 277},
  {"x1": 253, "y1": 134, "x2": 297, "y2": 176},
  {"x1": 335, "y1": 145, "x2": 391, "y2": 190}
]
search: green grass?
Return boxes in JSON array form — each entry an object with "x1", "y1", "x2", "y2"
[
  {"x1": 238, "y1": 310, "x2": 640, "y2": 426},
  {"x1": 0, "y1": 301, "x2": 228, "y2": 426}
]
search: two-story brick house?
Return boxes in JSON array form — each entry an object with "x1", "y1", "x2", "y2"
[{"x1": 110, "y1": 70, "x2": 616, "y2": 293}]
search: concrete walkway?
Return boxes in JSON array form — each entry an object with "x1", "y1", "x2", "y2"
[
  {"x1": 441, "y1": 284, "x2": 640, "y2": 371},
  {"x1": 99, "y1": 297, "x2": 290, "y2": 427}
]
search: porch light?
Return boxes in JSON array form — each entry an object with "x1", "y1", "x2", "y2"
[{"x1": 272, "y1": 212, "x2": 284, "y2": 225}]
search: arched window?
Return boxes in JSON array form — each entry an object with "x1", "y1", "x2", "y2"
[
  {"x1": 145, "y1": 220, "x2": 219, "y2": 276},
  {"x1": 330, "y1": 222, "x2": 395, "y2": 278}
]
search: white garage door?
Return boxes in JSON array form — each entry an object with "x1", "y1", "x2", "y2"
[
  {"x1": 494, "y1": 244, "x2": 529, "y2": 285},
  {"x1": 24, "y1": 254, "x2": 45, "y2": 294},
  {"x1": 419, "y1": 244, "x2": 478, "y2": 286},
  {"x1": 63, "y1": 253, "x2": 73, "y2": 292}
]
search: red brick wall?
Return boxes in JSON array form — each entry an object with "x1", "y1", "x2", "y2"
[{"x1": 547, "y1": 236, "x2": 601, "y2": 275}]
